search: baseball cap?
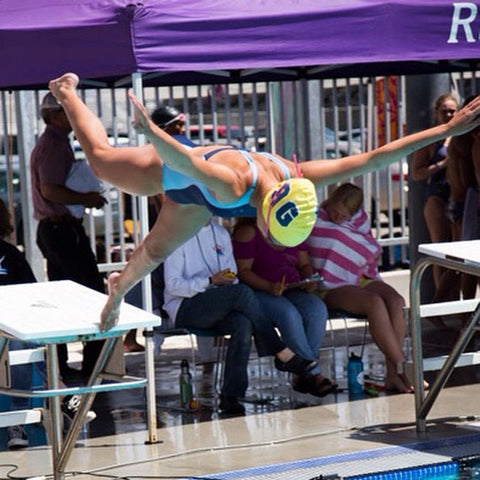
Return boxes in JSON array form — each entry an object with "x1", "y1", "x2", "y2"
[
  {"x1": 151, "y1": 105, "x2": 185, "y2": 128},
  {"x1": 40, "y1": 93, "x2": 63, "y2": 112},
  {"x1": 262, "y1": 178, "x2": 318, "y2": 247}
]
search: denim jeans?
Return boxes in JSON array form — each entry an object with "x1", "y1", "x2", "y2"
[
  {"x1": 175, "y1": 283, "x2": 284, "y2": 398},
  {"x1": 255, "y1": 289, "x2": 328, "y2": 376}
]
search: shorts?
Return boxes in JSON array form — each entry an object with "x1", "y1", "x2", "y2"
[{"x1": 314, "y1": 276, "x2": 376, "y2": 299}]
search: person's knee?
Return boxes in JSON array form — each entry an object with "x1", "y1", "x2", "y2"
[
  {"x1": 231, "y1": 283, "x2": 257, "y2": 303},
  {"x1": 366, "y1": 293, "x2": 386, "y2": 313},
  {"x1": 230, "y1": 284, "x2": 265, "y2": 316},
  {"x1": 88, "y1": 144, "x2": 113, "y2": 168},
  {"x1": 314, "y1": 298, "x2": 328, "y2": 321}
]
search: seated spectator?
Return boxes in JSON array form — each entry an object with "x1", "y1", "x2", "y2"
[
  {"x1": 232, "y1": 217, "x2": 336, "y2": 398},
  {"x1": 163, "y1": 217, "x2": 317, "y2": 415},
  {"x1": 0, "y1": 198, "x2": 95, "y2": 449},
  {"x1": 307, "y1": 183, "x2": 412, "y2": 393}
]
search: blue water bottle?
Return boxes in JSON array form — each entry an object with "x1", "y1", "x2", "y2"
[{"x1": 347, "y1": 353, "x2": 364, "y2": 394}]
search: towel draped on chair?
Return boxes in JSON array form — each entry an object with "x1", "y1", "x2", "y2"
[{"x1": 308, "y1": 208, "x2": 381, "y2": 290}]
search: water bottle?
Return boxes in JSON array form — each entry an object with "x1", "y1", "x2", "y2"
[
  {"x1": 347, "y1": 353, "x2": 364, "y2": 394},
  {"x1": 179, "y1": 359, "x2": 193, "y2": 409}
]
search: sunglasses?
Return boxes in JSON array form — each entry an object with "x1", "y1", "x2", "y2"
[{"x1": 163, "y1": 113, "x2": 186, "y2": 127}]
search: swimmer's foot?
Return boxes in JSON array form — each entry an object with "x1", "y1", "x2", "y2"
[{"x1": 49, "y1": 73, "x2": 79, "y2": 101}]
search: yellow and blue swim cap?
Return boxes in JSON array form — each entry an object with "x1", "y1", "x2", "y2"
[{"x1": 262, "y1": 178, "x2": 318, "y2": 247}]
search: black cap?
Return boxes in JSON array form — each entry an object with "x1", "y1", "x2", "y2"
[
  {"x1": 151, "y1": 105, "x2": 184, "y2": 128},
  {"x1": 40, "y1": 93, "x2": 63, "y2": 112}
]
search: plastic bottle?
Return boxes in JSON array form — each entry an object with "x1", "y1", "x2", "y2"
[
  {"x1": 179, "y1": 359, "x2": 193, "y2": 409},
  {"x1": 347, "y1": 352, "x2": 364, "y2": 394}
]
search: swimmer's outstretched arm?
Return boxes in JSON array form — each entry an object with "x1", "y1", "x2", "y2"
[
  {"x1": 301, "y1": 95, "x2": 480, "y2": 187},
  {"x1": 100, "y1": 199, "x2": 211, "y2": 332},
  {"x1": 128, "y1": 92, "x2": 247, "y2": 202}
]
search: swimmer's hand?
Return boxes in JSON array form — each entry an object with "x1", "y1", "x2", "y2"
[
  {"x1": 128, "y1": 91, "x2": 153, "y2": 137},
  {"x1": 100, "y1": 272, "x2": 123, "y2": 333},
  {"x1": 447, "y1": 95, "x2": 480, "y2": 136}
]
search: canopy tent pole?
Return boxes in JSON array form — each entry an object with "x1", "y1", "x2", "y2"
[
  {"x1": 406, "y1": 73, "x2": 452, "y2": 304},
  {"x1": 14, "y1": 90, "x2": 45, "y2": 280},
  {"x1": 131, "y1": 72, "x2": 159, "y2": 445}
]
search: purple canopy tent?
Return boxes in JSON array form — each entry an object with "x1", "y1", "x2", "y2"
[{"x1": 1, "y1": 0, "x2": 480, "y2": 90}]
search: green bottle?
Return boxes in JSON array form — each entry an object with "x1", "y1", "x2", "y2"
[{"x1": 179, "y1": 359, "x2": 193, "y2": 409}]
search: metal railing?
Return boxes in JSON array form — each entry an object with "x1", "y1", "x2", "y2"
[{"x1": 2, "y1": 72, "x2": 479, "y2": 274}]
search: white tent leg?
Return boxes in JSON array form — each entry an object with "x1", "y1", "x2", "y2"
[{"x1": 131, "y1": 72, "x2": 158, "y2": 444}]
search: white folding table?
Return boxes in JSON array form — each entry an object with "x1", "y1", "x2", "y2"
[
  {"x1": 410, "y1": 240, "x2": 480, "y2": 434},
  {"x1": 0, "y1": 280, "x2": 160, "y2": 480}
]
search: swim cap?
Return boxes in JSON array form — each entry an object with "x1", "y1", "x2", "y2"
[
  {"x1": 262, "y1": 178, "x2": 318, "y2": 247},
  {"x1": 151, "y1": 105, "x2": 185, "y2": 128}
]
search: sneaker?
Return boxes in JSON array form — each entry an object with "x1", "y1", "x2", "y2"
[
  {"x1": 7, "y1": 425, "x2": 28, "y2": 449},
  {"x1": 61, "y1": 395, "x2": 97, "y2": 423}
]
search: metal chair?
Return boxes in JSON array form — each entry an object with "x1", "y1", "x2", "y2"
[{"x1": 325, "y1": 309, "x2": 369, "y2": 384}]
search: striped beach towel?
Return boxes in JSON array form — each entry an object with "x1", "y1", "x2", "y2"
[{"x1": 307, "y1": 207, "x2": 381, "y2": 289}]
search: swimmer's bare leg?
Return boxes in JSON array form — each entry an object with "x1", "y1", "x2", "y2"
[
  {"x1": 49, "y1": 73, "x2": 110, "y2": 163},
  {"x1": 49, "y1": 73, "x2": 162, "y2": 196},
  {"x1": 100, "y1": 200, "x2": 211, "y2": 332}
]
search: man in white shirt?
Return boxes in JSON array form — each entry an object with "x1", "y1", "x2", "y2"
[{"x1": 163, "y1": 217, "x2": 316, "y2": 415}]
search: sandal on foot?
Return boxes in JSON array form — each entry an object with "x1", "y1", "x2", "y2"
[
  {"x1": 308, "y1": 376, "x2": 338, "y2": 398},
  {"x1": 274, "y1": 355, "x2": 317, "y2": 374},
  {"x1": 291, "y1": 374, "x2": 311, "y2": 393}
]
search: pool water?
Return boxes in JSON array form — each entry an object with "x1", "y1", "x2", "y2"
[{"x1": 345, "y1": 457, "x2": 480, "y2": 480}]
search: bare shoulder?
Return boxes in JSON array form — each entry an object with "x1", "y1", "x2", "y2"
[{"x1": 233, "y1": 222, "x2": 256, "y2": 242}]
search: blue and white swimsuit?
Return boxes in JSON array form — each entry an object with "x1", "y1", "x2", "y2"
[{"x1": 162, "y1": 147, "x2": 290, "y2": 218}]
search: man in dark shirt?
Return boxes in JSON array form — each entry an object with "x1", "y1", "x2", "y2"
[{"x1": 30, "y1": 93, "x2": 107, "y2": 380}]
